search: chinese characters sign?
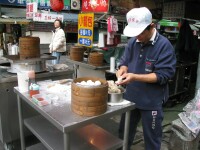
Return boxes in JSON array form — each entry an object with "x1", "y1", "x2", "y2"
[
  {"x1": 0, "y1": 0, "x2": 70, "y2": 10},
  {"x1": 26, "y1": 2, "x2": 37, "y2": 19},
  {"x1": 33, "y1": 13, "x2": 63, "y2": 22},
  {"x1": 78, "y1": 13, "x2": 94, "y2": 47},
  {"x1": 81, "y1": 0, "x2": 109, "y2": 13}
]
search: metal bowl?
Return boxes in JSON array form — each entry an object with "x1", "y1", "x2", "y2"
[{"x1": 108, "y1": 87, "x2": 125, "y2": 103}]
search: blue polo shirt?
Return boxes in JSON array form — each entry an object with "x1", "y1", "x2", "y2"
[{"x1": 119, "y1": 30, "x2": 176, "y2": 110}]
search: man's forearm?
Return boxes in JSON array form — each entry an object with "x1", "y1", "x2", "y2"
[{"x1": 131, "y1": 73, "x2": 157, "y2": 83}]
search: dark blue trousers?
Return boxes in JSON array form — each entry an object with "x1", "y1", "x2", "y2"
[{"x1": 119, "y1": 108, "x2": 163, "y2": 150}]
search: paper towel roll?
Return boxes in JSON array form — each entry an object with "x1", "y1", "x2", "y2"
[
  {"x1": 98, "y1": 33, "x2": 105, "y2": 48},
  {"x1": 110, "y1": 57, "x2": 115, "y2": 72},
  {"x1": 17, "y1": 71, "x2": 29, "y2": 92}
]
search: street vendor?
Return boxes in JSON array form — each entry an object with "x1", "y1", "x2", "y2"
[{"x1": 116, "y1": 7, "x2": 176, "y2": 150}]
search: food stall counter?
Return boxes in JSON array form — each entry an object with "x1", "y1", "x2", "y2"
[
  {"x1": 14, "y1": 82, "x2": 135, "y2": 150},
  {"x1": 0, "y1": 68, "x2": 74, "y2": 148}
]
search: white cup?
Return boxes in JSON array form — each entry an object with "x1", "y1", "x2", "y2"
[
  {"x1": 110, "y1": 57, "x2": 115, "y2": 72},
  {"x1": 17, "y1": 71, "x2": 29, "y2": 92}
]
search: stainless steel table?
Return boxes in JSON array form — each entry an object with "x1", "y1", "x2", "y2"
[
  {"x1": 0, "y1": 69, "x2": 73, "y2": 149},
  {"x1": 14, "y1": 87, "x2": 135, "y2": 150}
]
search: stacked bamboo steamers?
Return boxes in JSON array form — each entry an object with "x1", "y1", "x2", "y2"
[
  {"x1": 71, "y1": 77, "x2": 108, "y2": 116},
  {"x1": 71, "y1": 77, "x2": 125, "y2": 117},
  {"x1": 69, "y1": 46, "x2": 104, "y2": 66},
  {"x1": 19, "y1": 37, "x2": 40, "y2": 59}
]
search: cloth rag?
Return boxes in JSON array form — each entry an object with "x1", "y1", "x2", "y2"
[
  {"x1": 53, "y1": 64, "x2": 69, "y2": 70},
  {"x1": 108, "y1": 99, "x2": 131, "y2": 106}
]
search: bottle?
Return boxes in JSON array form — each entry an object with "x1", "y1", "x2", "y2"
[
  {"x1": 28, "y1": 70, "x2": 35, "y2": 92},
  {"x1": 29, "y1": 83, "x2": 40, "y2": 98}
]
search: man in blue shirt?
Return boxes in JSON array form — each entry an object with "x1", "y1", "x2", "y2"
[{"x1": 116, "y1": 7, "x2": 176, "y2": 150}]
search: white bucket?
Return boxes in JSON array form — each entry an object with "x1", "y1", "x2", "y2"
[
  {"x1": 0, "y1": 49, "x2": 3, "y2": 57},
  {"x1": 110, "y1": 57, "x2": 115, "y2": 72},
  {"x1": 17, "y1": 71, "x2": 29, "y2": 92},
  {"x1": 8, "y1": 44, "x2": 19, "y2": 55},
  {"x1": 11, "y1": 45, "x2": 19, "y2": 55}
]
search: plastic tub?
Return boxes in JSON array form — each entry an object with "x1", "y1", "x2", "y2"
[{"x1": 32, "y1": 94, "x2": 51, "y2": 106}]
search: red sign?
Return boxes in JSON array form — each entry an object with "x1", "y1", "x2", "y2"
[{"x1": 81, "y1": 0, "x2": 109, "y2": 13}]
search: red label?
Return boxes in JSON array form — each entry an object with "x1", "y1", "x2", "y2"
[{"x1": 81, "y1": 0, "x2": 109, "y2": 13}]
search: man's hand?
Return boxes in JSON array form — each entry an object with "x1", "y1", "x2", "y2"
[
  {"x1": 116, "y1": 66, "x2": 128, "y2": 78},
  {"x1": 116, "y1": 73, "x2": 134, "y2": 85},
  {"x1": 117, "y1": 73, "x2": 158, "y2": 85}
]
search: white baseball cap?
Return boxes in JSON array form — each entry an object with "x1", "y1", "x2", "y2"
[{"x1": 123, "y1": 7, "x2": 152, "y2": 37}]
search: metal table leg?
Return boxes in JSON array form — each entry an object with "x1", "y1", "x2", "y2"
[
  {"x1": 64, "y1": 132, "x2": 70, "y2": 150},
  {"x1": 123, "y1": 111, "x2": 131, "y2": 150},
  {"x1": 175, "y1": 66, "x2": 180, "y2": 94},
  {"x1": 73, "y1": 64, "x2": 78, "y2": 79},
  {"x1": 17, "y1": 95, "x2": 25, "y2": 150}
]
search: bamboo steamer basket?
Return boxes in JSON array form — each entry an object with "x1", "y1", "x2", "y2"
[
  {"x1": 69, "y1": 46, "x2": 84, "y2": 61},
  {"x1": 88, "y1": 52, "x2": 104, "y2": 66},
  {"x1": 19, "y1": 37, "x2": 40, "y2": 59},
  {"x1": 71, "y1": 77, "x2": 108, "y2": 117}
]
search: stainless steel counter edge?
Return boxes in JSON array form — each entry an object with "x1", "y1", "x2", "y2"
[
  {"x1": 66, "y1": 57, "x2": 110, "y2": 70},
  {"x1": 3, "y1": 55, "x2": 57, "y2": 63},
  {"x1": 63, "y1": 104, "x2": 135, "y2": 132},
  {"x1": 0, "y1": 69, "x2": 74, "y2": 83}
]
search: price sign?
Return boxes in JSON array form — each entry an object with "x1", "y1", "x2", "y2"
[
  {"x1": 79, "y1": 38, "x2": 92, "y2": 46},
  {"x1": 79, "y1": 29, "x2": 92, "y2": 36},
  {"x1": 78, "y1": 13, "x2": 94, "y2": 47},
  {"x1": 33, "y1": 13, "x2": 63, "y2": 22}
]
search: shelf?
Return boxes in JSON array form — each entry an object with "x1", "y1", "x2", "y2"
[
  {"x1": 24, "y1": 115, "x2": 123, "y2": 150},
  {"x1": 168, "y1": 38, "x2": 177, "y2": 41},
  {"x1": 164, "y1": 30, "x2": 179, "y2": 33},
  {"x1": 66, "y1": 57, "x2": 110, "y2": 70},
  {"x1": 26, "y1": 143, "x2": 47, "y2": 150},
  {"x1": 105, "y1": 70, "x2": 117, "y2": 74},
  {"x1": 169, "y1": 89, "x2": 188, "y2": 98}
]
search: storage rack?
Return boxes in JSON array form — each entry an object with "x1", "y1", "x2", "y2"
[{"x1": 167, "y1": 61, "x2": 197, "y2": 106}]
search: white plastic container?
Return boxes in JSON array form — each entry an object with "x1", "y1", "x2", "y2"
[
  {"x1": 110, "y1": 57, "x2": 115, "y2": 72},
  {"x1": 17, "y1": 71, "x2": 29, "y2": 92},
  {"x1": 32, "y1": 94, "x2": 51, "y2": 106}
]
